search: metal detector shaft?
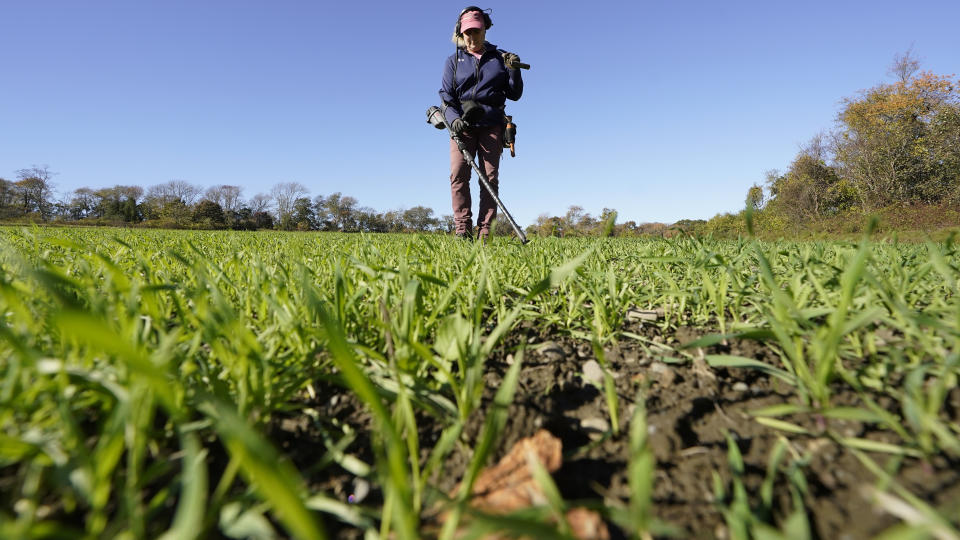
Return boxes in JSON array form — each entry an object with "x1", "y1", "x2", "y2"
[{"x1": 450, "y1": 131, "x2": 528, "y2": 244}]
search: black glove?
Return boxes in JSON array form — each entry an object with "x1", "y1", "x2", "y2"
[
  {"x1": 451, "y1": 118, "x2": 466, "y2": 134},
  {"x1": 501, "y1": 52, "x2": 522, "y2": 70}
]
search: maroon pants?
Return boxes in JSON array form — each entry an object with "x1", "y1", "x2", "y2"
[{"x1": 449, "y1": 125, "x2": 502, "y2": 235}]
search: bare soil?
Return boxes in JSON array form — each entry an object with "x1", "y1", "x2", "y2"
[{"x1": 276, "y1": 319, "x2": 960, "y2": 538}]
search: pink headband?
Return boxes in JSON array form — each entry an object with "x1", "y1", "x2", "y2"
[{"x1": 459, "y1": 11, "x2": 485, "y2": 33}]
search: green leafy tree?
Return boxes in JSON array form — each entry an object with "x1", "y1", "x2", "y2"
[
  {"x1": 834, "y1": 71, "x2": 960, "y2": 207},
  {"x1": 291, "y1": 197, "x2": 317, "y2": 230},
  {"x1": 321, "y1": 192, "x2": 358, "y2": 231},
  {"x1": 252, "y1": 210, "x2": 274, "y2": 229},
  {"x1": 381, "y1": 209, "x2": 405, "y2": 233},
  {"x1": 402, "y1": 206, "x2": 439, "y2": 232},
  {"x1": 162, "y1": 200, "x2": 192, "y2": 227},
  {"x1": 746, "y1": 184, "x2": 765, "y2": 211},
  {"x1": 93, "y1": 186, "x2": 143, "y2": 222},
  {"x1": 767, "y1": 136, "x2": 854, "y2": 220},
  {"x1": 532, "y1": 213, "x2": 563, "y2": 237},
  {"x1": 0, "y1": 178, "x2": 16, "y2": 218},
  {"x1": 599, "y1": 207, "x2": 618, "y2": 236},
  {"x1": 192, "y1": 199, "x2": 226, "y2": 228},
  {"x1": 356, "y1": 207, "x2": 388, "y2": 232}
]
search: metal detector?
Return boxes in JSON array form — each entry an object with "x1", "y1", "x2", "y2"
[{"x1": 426, "y1": 105, "x2": 529, "y2": 244}]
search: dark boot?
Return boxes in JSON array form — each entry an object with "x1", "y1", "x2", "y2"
[{"x1": 456, "y1": 227, "x2": 474, "y2": 241}]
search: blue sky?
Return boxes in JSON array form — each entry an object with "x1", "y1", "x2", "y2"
[{"x1": 2, "y1": 0, "x2": 958, "y2": 227}]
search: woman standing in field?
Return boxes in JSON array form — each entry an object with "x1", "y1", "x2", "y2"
[{"x1": 440, "y1": 6, "x2": 524, "y2": 242}]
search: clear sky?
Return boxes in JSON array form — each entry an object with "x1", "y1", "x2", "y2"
[{"x1": 2, "y1": 0, "x2": 959, "y2": 227}]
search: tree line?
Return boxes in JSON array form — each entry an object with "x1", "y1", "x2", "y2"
[
  {"x1": 0, "y1": 174, "x2": 461, "y2": 233},
  {"x1": 731, "y1": 50, "x2": 960, "y2": 234},
  {"x1": 526, "y1": 206, "x2": 669, "y2": 237},
  {"x1": 1, "y1": 168, "x2": 667, "y2": 237}
]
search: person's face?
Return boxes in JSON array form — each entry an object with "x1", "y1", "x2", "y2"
[{"x1": 462, "y1": 27, "x2": 485, "y2": 51}]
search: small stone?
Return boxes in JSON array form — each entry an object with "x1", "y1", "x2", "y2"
[
  {"x1": 506, "y1": 353, "x2": 514, "y2": 365},
  {"x1": 582, "y1": 360, "x2": 605, "y2": 385},
  {"x1": 538, "y1": 341, "x2": 564, "y2": 360},
  {"x1": 581, "y1": 417, "x2": 610, "y2": 440},
  {"x1": 280, "y1": 417, "x2": 308, "y2": 433},
  {"x1": 732, "y1": 382, "x2": 749, "y2": 392},
  {"x1": 626, "y1": 308, "x2": 661, "y2": 322},
  {"x1": 649, "y1": 362, "x2": 675, "y2": 387}
]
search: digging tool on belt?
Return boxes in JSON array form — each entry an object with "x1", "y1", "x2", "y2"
[
  {"x1": 503, "y1": 115, "x2": 516, "y2": 157},
  {"x1": 426, "y1": 105, "x2": 529, "y2": 244}
]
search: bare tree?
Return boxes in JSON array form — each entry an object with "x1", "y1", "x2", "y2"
[
  {"x1": 166, "y1": 180, "x2": 201, "y2": 206},
  {"x1": 763, "y1": 169, "x2": 782, "y2": 198},
  {"x1": 889, "y1": 45, "x2": 921, "y2": 83},
  {"x1": 270, "y1": 182, "x2": 308, "y2": 227},
  {"x1": 147, "y1": 180, "x2": 200, "y2": 207},
  {"x1": 204, "y1": 185, "x2": 244, "y2": 214},
  {"x1": 15, "y1": 165, "x2": 56, "y2": 219},
  {"x1": 141, "y1": 180, "x2": 198, "y2": 224},
  {"x1": 117, "y1": 185, "x2": 144, "y2": 203},
  {"x1": 15, "y1": 165, "x2": 55, "y2": 185},
  {"x1": 439, "y1": 214, "x2": 455, "y2": 233},
  {"x1": 563, "y1": 205, "x2": 586, "y2": 234},
  {"x1": 68, "y1": 187, "x2": 97, "y2": 219},
  {"x1": 248, "y1": 192, "x2": 273, "y2": 214}
]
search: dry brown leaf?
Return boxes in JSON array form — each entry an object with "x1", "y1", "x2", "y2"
[
  {"x1": 565, "y1": 507, "x2": 611, "y2": 540},
  {"x1": 465, "y1": 429, "x2": 562, "y2": 513},
  {"x1": 442, "y1": 430, "x2": 610, "y2": 539}
]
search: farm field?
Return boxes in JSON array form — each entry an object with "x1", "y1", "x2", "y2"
[{"x1": 1, "y1": 227, "x2": 959, "y2": 539}]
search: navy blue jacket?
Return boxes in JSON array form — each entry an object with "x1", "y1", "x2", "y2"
[{"x1": 439, "y1": 42, "x2": 523, "y2": 127}]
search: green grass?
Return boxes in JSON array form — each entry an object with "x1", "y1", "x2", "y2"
[{"x1": 1, "y1": 226, "x2": 959, "y2": 537}]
